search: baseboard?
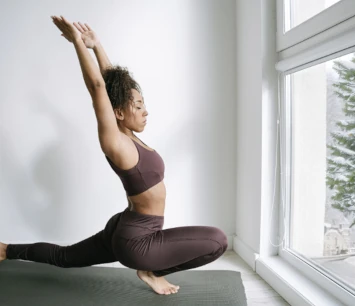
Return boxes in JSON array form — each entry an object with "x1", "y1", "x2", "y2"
[
  {"x1": 231, "y1": 244, "x2": 350, "y2": 305},
  {"x1": 256, "y1": 256, "x2": 347, "y2": 306},
  {"x1": 232, "y1": 235, "x2": 259, "y2": 271}
]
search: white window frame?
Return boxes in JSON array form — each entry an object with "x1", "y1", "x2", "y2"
[
  {"x1": 276, "y1": 1, "x2": 355, "y2": 304},
  {"x1": 278, "y1": 47, "x2": 355, "y2": 305},
  {"x1": 276, "y1": 0, "x2": 355, "y2": 52}
]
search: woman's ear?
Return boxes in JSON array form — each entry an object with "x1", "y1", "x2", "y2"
[{"x1": 114, "y1": 108, "x2": 123, "y2": 121}]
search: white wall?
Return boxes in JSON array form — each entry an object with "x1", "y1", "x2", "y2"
[
  {"x1": 0, "y1": 0, "x2": 236, "y2": 245},
  {"x1": 235, "y1": 0, "x2": 279, "y2": 262},
  {"x1": 235, "y1": 0, "x2": 262, "y2": 256}
]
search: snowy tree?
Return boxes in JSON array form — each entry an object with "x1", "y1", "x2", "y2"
[{"x1": 326, "y1": 54, "x2": 355, "y2": 228}]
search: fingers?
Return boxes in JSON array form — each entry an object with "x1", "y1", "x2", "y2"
[
  {"x1": 51, "y1": 15, "x2": 78, "y2": 41},
  {"x1": 74, "y1": 22, "x2": 87, "y2": 32},
  {"x1": 78, "y1": 22, "x2": 89, "y2": 31},
  {"x1": 52, "y1": 16, "x2": 65, "y2": 32},
  {"x1": 51, "y1": 15, "x2": 89, "y2": 41},
  {"x1": 73, "y1": 22, "x2": 84, "y2": 33},
  {"x1": 52, "y1": 16, "x2": 65, "y2": 31},
  {"x1": 51, "y1": 15, "x2": 70, "y2": 29},
  {"x1": 52, "y1": 15, "x2": 64, "y2": 25},
  {"x1": 52, "y1": 15, "x2": 91, "y2": 32},
  {"x1": 84, "y1": 23, "x2": 92, "y2": 31},
  {"x1": 60, "y1": 15, "x2": 69, "y2": 24},
  {"x1": 73, "y1": 21, "x2": 90, "y2": 33}
]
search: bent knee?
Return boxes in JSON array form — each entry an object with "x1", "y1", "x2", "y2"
[{"x1": 209, "y1": 227, "x2": 228, "y2": 252}]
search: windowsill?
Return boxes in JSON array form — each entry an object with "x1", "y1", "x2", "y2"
[{"x1": 256, "y1": 255, "x2": 346, "y2": 306}]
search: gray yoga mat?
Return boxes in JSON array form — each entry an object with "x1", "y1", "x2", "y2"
[{"x1": 0, "y1": 260, "x2": 247, "y2": 306}]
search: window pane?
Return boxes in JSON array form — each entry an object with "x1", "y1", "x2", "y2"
[
  {"x1": 285, "y1": 0, "x2": 342, "y2": 32},
  {"x1": 288, "y1": 52, "x2": 355, "y2": 292}
]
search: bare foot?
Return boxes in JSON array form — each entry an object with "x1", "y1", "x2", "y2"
[
  {"x1": 137, "y1": 270, "x2": 180, "y2": 295},
  {"x1": 0, "y1": 242, "x2": 7, "y2": 262}
]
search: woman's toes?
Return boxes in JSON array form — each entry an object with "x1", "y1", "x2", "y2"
[
  {"x1": 170, "y1": 287, "x2": 177, "y2": 293},
  {"x1": 172, "y1": 286, "x2": 179, "y2": 292}
]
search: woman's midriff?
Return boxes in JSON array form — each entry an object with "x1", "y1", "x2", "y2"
[{"x1": 127, "y1": 180, "x2": 166, "y2": 216}]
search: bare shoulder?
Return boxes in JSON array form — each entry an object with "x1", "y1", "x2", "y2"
[{"x1": 105, "y1": 133, "x2": 139, "y2": 170}]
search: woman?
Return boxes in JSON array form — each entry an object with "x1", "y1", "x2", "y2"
[{"x1": 0, "y1": 15, "x2": 228, "y2": 296}]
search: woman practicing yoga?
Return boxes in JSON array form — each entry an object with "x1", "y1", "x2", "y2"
[{"x1": 0, "y1": 15, "x2": 228, "y2": 295}]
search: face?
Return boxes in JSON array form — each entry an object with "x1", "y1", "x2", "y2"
[{"x1": 114, "y1": 89, "x2": 148, "y2": 134}]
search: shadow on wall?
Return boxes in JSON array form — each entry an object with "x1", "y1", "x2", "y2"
[{"x1": 1, "y1": 90, "x2": 96, "y2": 241}]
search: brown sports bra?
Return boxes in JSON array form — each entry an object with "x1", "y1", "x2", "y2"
[{"x1": 105, "y1": 137, "x2": 165, "y2": 196}]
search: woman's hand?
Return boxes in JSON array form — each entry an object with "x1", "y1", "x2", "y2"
[
  {"x1": 51, "y1": 15, "x2": 81, "y2": 43},
  {"x1": 72, "y1": 21, "x2": 100, "y2": 49}
]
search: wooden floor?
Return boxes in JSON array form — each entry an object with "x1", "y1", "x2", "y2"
[{"x1": 97, "y1": 250, "x2": 290, "y2": 305}]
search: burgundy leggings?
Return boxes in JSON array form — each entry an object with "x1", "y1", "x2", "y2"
[{"x1": 6, "y1": 207, "x2": 228, "y2": 277}]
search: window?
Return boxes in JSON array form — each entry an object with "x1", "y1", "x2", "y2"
[
  {"x1": 286, "y1": 52, "x2": 355, "y2": 292},
  {"x1": 277, "y1": 0, "x2": 355, "y2": 52},
  {"x1": 285, "y1": 0, "x2": 342, "y2": 31},
  {"x1": 277, "y1": 0, "x2": 355, "y2": 304}
]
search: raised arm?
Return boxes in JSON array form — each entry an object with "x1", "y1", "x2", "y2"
[
  {"x1": 71, "y1": 20, "x2": 112, "y2": 76},
  {"x1": 51, "y1": 16, "x2": 103, "y2": 90},
  {"x1": 51, "y1": 15, "x2": 121, "y2": 154},
  {"x1": 93, "y1": 42, "x2": 112, "y2": 76}
]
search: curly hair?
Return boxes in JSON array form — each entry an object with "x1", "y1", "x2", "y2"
[{"x1": 102, "y1": 64, "x2": 143, "y2": 114}]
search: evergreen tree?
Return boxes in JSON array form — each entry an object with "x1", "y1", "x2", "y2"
[{"x1": 326, "y1": 54, "x2": 355, "y2": 228}]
